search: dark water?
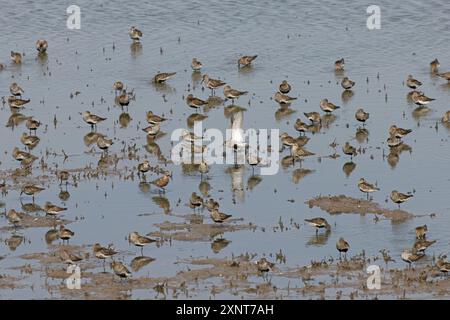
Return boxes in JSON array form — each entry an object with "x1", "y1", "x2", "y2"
[{"x1": 1, "y1": 0, "x2": 450, "y2": 299}]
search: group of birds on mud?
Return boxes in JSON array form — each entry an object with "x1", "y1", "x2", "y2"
[{"x1": 1, "y1": 25, "x2": 450, "y2": 281}]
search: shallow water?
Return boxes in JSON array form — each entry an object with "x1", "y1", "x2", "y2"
[{"x1": 1, "y1": 0, "x2": 450, "y2": 299}]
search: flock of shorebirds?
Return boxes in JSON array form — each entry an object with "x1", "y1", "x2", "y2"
[{"x1": 2, "y1": 25, "x2": 450, "y2": 283}]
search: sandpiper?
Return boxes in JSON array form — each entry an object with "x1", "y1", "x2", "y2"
[
  {"x1": 6, "y1": 209, "x2": 22, "y2": 227},
  {"x1": 59, "y1": 225, "x2": 74, "y2": 244},
  {"x1": 223, "y1": 85, "x2": 248, "y2": 104},
  {"x1": 238, "y1": 55, "x2": 257, "y2": 68},
  {"x1": 201, "y1": 74, "x2": 226, "y2": 95},
  {"x1": 413, "y1": 239, "x2": 436, "y2": 253},
  {"x1": 142, "y1": 123, "x2": 161, "y2": 136},
  {"x1": 389, "y1": 125, "x2": 412, "y2": 139},
  {"x1": 390, "y1": 190, "x2": 413, "y2": 208},
  {"x1": 436, "y1": 257, "x2": 450, "y2": 274},
  {"x1": 129, "y1": 231, "x2": 156, "y2": 255},
  {"x1": 304, "y1": 112, "x2": 321, "y2": 124},
  {"x1": 191, "y1": 58, "x2": 203, "y2": 71},
  {"x1": 280, "y1": 133, "x2": 301, "y2": 150},
  {"x1": 430, "y1": 59, "x2": 440, "y2": 73},
  {"x1": 59, "y1": 249, "x2": 82, "y2": 265},
  {"x1": 291, "y1": 143, "x2": 315, "y2": 162},
  {"x1": 129, "y1": 26, "x2": 142, "y2": 41},
  {"x1": 150, "y1": 171, "x2": 171, "y2": 193},
  {"x1": 44, "y1": 202, "x2": 67, "y2": 217},
  {"x1": 186, "y1": 94, "x2": 208, "y2": 111},
  {"x1": 8, "y1": 97, "x2": 30, "y2": 109},
  {"x1": 304, "y1": 217, "x2": 331, "y2": 234},
  {"x1": 437, "y1": 71, "x2": 450, "y2": 81},
  {"x1": 97, "y1": 136, "x2": 113, "y2": 152},
  {"x1": 198, "y1": 159, "x2": 209, "y2": 174},
  {"x1": 335, "y1": 58, "x2": 345, "y2": 71},
  {"x1": 355, "y1": 108, "x2": 369, "y2": 126},
  {"x1": 336, "y1": 237, "x2": 350, "y2": 259},
  {"x1": 146, "y1": 111, "x2": 167, "y2": 124},
  {"x1": 358, "y1": 178, "x2": 379, "y2": 199},
  {"x1": 10, "y1": 51, "x2": 22, "y2": 64},
  {"x1": 12, "y1": 147, "x2": 33, "y2": 162},
  {"x1": 93, "y1": 243, "x2": 117, "y2": 261},
  {"x1": 82, "y1": 111, "x2": 106, "y2": 129},
  {"x1": 113, "y1": 81, "x2": 124, "y2": 95},
  {"x1": 20, "y1": 184, "x2": 45, "y2": 201},
  {"x1": 401, "y1": 248, "x2": 424, "y2": 268},
  {"x1": 26, "y1": 117, "x2": 41, "y2": 134},
  {"x1": 190, "y1": 192, "x2": 203, "y2": 210},
  {"x1": 36, "y1": 39, "x2": 48, "y2": 53},
  {"x1": 342, "y1": 142, "x2": 357, "y2": 160},
  {"x1": 138, "y1": 160, "x2": 151, "y2": 178},
  {"x1": 256, "y1": 258, "x2": 274, "y2": 272},
  {"x1": 320, "y1": 99, "x2": 340, "y2": 113},
  {"x1": 206, "y1": 198, "x2": 220, "y2": 212},
  {"x1": 415, "y1": 225, "x2": 427, "y2": 240},
  {"x1": 20, "y1": 133, "x2": 40, "y2": 149},
  {"x1": 277, "y1": 80, "x2": 292, "y2": 95},
  {"x1": 411, "y1": 91, "x2": 435, "y2": 106},
  {"x1": 442, "y1": 111, "x2": 450, "y2": 123},
  {"x1": 274, "y1": 92, "x2": 297, "y2": 104},
  {"x1": 386, "y1": 135, "x2": 402, "y2": 148},
  {"x1": 294, "y1": 118, "x2": 309, "y2": 135},
  {"x1": 154, "y1": 72, "x2": 176, "y2": 83},
  {"x1": 111, "y1": 260, "x2": 131, "y2": 280},
  {"x1": 210, "y1": 208, "x2": 232, "y2": 223},
  {"x1": 57, "y1": 170, "x2": 70, "y2": 186},
  {"x1": 117, "y1": 89, "x2": 132, "y2": 107},
  {"x1": 341, "y1": 77, "x2": 355, "y2": 90},
  {"x1": 10, "y1": 83, "x2": 24, "y2": 97},
  {"x1": 406, "y1": 75, "x2": 422, "y2": 89}
]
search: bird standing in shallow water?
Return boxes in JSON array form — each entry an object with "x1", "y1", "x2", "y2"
[
  {"x1": 10, "y1": 51, "x2": 22, "y2": 64},
  {"x1": 336, "y1": 237, "x2": 350, "y2": 260},
  {"x1": 355, "y1": 108, "x2": 369, "y2": 126},
  {"x1": 279, "y1": 80, "x2": 291, "y2": 94},
  {"x1": 201, "y1": 74, "x2": 226, "y2": 95},
  {"x1": 36, "y1": 39, "x2": 48, "y2": 53},
  {"x1": 406, "y1": 75, "x2": 422, "y2": 89},
  {"x1": 341, "y1": 77, "x2": 355, "y2": 90},
  {"x1": 342, "y1": 142, "x2": 357, "y2": 161},
  {"x1": 358, "y1": 178, "x2": 379, "y2": 199},
  {"x1": 129, "y1": 26, "x2": 142, "y2": 41},
  {"x1": 401, "y1": 248, "x2": 424, "y2": 269},
  {"x1": 238, "y1": 55, "x2": 257, "y2": 68},
  {"x1": 390, "y1": 190, "x2": 413, "y2": 208},
  {"x1": 191, "y1": 58, "x2": 202, "y2": 71},
  {"x1": 129, "y1": 231, "x2": 156, "y2": 255},
  {"x1": 430, "y1": 59, "x2": 440, "y2": 73},
  {"x1": 415, "y1": 225, "x2": 428, "y2": 240},
  {"x1": 223, "y1": 85, "x2": 248, "y2": 104},
  {"x1": 335, "y1": 58, "x2": 344, "y2": 71},
  {"x1": 111, "y1": 260, "x2": 131, "y2": 280},
  {"x1": 304, "y1": 217, "x2": 330, "y2": 235},
  {"x1": 154, "y1": 72, "x2": 176, "y2": 83}
]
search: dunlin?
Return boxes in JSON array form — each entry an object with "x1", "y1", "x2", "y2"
[
  {"x1": 342, "y1": 142, "x2": 357, "y2": 160},
  {"x1": 198, "y1": 159, "x2": 209, "y2": 174},
  {"x1": 129, "y1": 231, "x2": 156, "y2": 255},
  {"x1": 35, "y1": 39, "x2": 48, "y2": 53},
  {"x1": 274, "y1": 92, "x2": 297, "y2": 104},
  {"x1": 20, "y1": 184, "x2": 45, "y2": 201},
  {"x1": 190, "y1": 192, "x2": 203, "y2": 210},
  {"x1": 142, "y1": 123, "x2": 161, "y2": 136},
  {"x1": 26, "y1": 117, "x2": 41, "y2": 134},
  {"x1": 436, "y1": 257, "x2": 450, "y2": 274},
  {"x1": 280, "y1": 133, "x2": 302, "y2": 149},
  {"x1": 59, "y1": 225, "x2": 74, "y2": 244},
  {"x1": 57, "y1": 170, "x2": 70, "y2": 185},
  {"x1": 358, "y1": 178, "x2": 379, "y2": 199},
  {"x1": 111, "y1": 260, "x2": 132, "y2": 280},
  {"x1": 223, "y1": 85, "x2": 248, "y2": 104},
  {"x1": 406, "y1": 75, "x2": 422, "y2": 89},
  {"x1": 390, "y1": 190, "x2": 413, "y2": 208},
  {"x1": 8, "y1": 96, "x2": 30, "y2": 109},
  {"x1": 12, "y1": 147, "x2": 33, "y2": 162},
  {"x1": 113, "y1": 81, "x2": 124, "y2": 95},
  {"x1": 336, "y1": 237, "x2": 350, "y2": 259},
  {"x1": 6, "y1": 209, "x2": 22, "y2": 227},
  {"x1": 442, "y1": 111, "x2": 450, "y2": 123},
  {"x1": 201, "y1": 74, "x2": 226, "y2": 94},
  {"x1": 256, "y1": 257, "x2": 274, "y2": 272},
  {"x1": 146, "y1": 111, "x2": 167, "y2": 124},
  {"x1": 411, "y1": 91, "x2": 435, "y2": 106},
  {"x1": 117, "y1": 90, "x2": 131, "y2": 106},
  {"x1": 335, "y1": 58, "x2": 345, "y2": 71},
  {"x1": 206, "y1": 198, "x2": 220, "y2": 212},
  {"x1": 10, "y1": 51, "x2": 22, "y2": 64},
  {"x1": 20, "y1": 133, "x2": 40, "y2": 149},
  {"x1": 415, "y1": 225, "x2": 427, "y2": 240},
  {"x1": 294, "y1": 118, "x2": 309, "y2": 135},
  {"x1": 138, "y1": 160, "x2": 151, "y2": 177},
  {"x1": 191, "y1": 58, "x2": 203, "y2": 71},
  {"x1": 186, "y1": 94, "x2": 208, "y2": 111},
  {"x1": 154, "y1": 72, "x2": 176, "y2": 83},
  {"x1": 430, "y1": 59, "x2": 440, "y2": 73},
  {"x1": 44, "y1": 202, "x2": 67, "y2": 217},
  {"x1": 320, "y1": 99, "x2": 340, "y2": 113},
  {"x1": 97, "y1": 136, "x2": 113, "y2": 152},
  {"x1": 59, "y1": 249, "x2": 82, "y2": 265},
  {"x1": 279, "y1": 80, "x2": 291, "y2": 94},
  {"x1": 389, "y1": 125, "x2": 412, "y2": 139},
  {"x1": 386, "y1": 135, "x2": 402, "y2": 148},
  {"x1": 304, "y1": 112, "x2": 321, "y2": 124},
  {"x1": 210, "y1": 208, "x2": 232, "y2": 223},
  {"x1": 355, "y1": 108, "x2": 369, "y2": 126},
  {"x1": 413, "y1": 239, "x2": 436, "y2": 253},
  {"x1": 93, "y1": 243, "x2": 117, "y2": 260},
  {"x1": 82, "y1": 111, "x2": 106, "y2": 129},
  {"x1": 238, "y1": 55, "x2": 257, "y2": 68},
  {"x1": 437, "y1": 71, "x2": 450, "y2": 81},
  {"x1": 341, "y1": 77, "x2": 355, "y2": 90},
  {"x1": 291, "y1": 143, "x2": 315, "y2": 162},
  {"x1": 401, "y1": 248, "x2": 424, "y2": 268},
  {"x1": 304, "y1": 217, "x2": 331, "y2": 234},
  {"x1": 150, "y1": 171, "x2": 171, "y2": 193},
  {"x1": 129, "y1": 26, "x2": 142, "y2": 41},
  {"x1": 10, "y1": 83, "x2": 24, "y2": 97}
]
